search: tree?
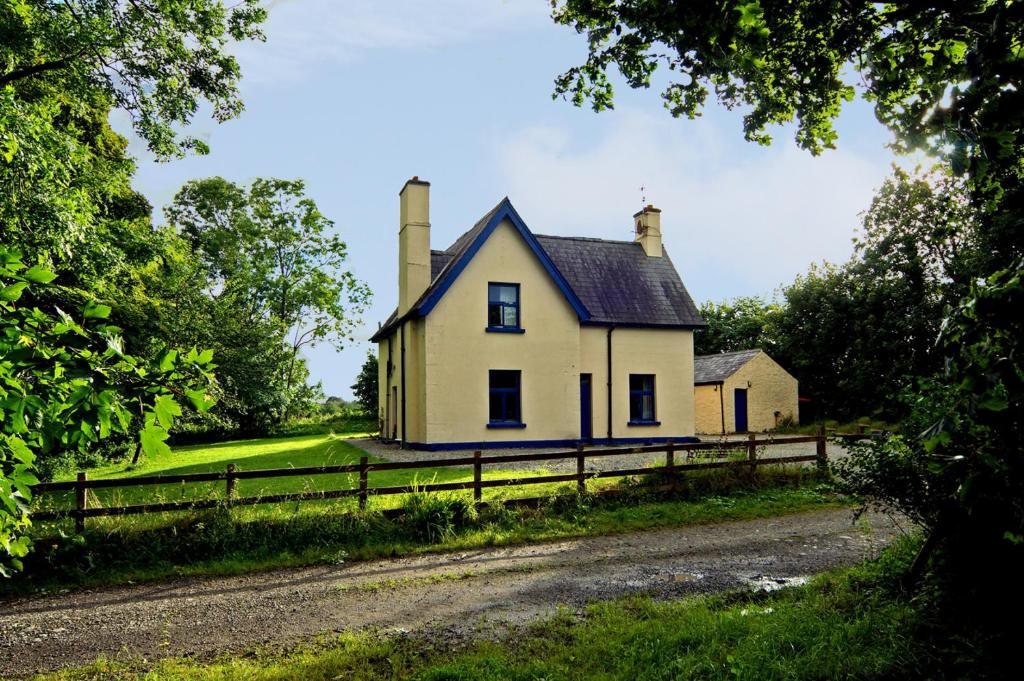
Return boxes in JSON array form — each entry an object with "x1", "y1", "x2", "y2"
[
  {"x1": 1, "y1": 249, "x2": 215, "y2": 575},
  {"x1": 166, "y1": 177, "x2": 371, "y2": 422},
  {"x1": 551, "y1": 0, "x2": 1024, "y2": 647},
  {"x1": 1, "y1": 0, "x2": 266, "y2": 158},
  {"x1": 694, "y1": 296, "x2": 780, "y2": 356},
  {"x1": 350, "y1": 352, "x2": 379, "y2": 416}
]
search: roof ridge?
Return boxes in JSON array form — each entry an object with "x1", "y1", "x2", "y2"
[
  {"x1": 535, "y1": 233, "x2": 639, "y2": 245},
  {"x1": 695, "y1": 349, "x2": 762, "y2": 359}
]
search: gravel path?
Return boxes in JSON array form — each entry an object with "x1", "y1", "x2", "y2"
[
  {"x1": 0, "y1": 508, "x2": 903, "y2": 678},
  {"x1": 351, "y1": 436, "x2": 849, "y2": 473}
]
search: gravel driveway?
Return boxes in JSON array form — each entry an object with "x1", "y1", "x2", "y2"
[{"x1": 0, "y1": 508, "x2": 902, "y2": 677}]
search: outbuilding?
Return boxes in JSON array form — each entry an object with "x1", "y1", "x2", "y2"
[{"x1": 693, "y1": 350, "x2": 798, "y2": 434}]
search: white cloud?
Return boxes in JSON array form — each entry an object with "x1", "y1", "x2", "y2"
[
  {"x1": 495, "y1": 108, "x2": 894, "y2": 301},
  {"x1": 234, "y1": 0, "x2": 549, "y2": 84}
]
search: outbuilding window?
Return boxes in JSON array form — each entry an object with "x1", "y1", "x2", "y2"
[
  {"x1": 488, "y1": 370, "x2": 524, "y2": 427},
  {"x1": 487, "y1": 283, "x2": 523, "y2": 332},
  {"x1": 628, "y1": 374, "x2": 658, "y2": 425}
]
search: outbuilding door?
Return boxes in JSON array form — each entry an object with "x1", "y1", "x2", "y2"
[
  {"x1": 734, "y1": 388, "x2": 749, "y2": 432},
  {"x1": 580, "y1": 374, "x2": 593, "y2": 442}
]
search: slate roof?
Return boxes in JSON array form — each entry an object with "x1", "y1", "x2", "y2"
[
  {"x1": 370, "y1": 198, "x2": 704, "y2": 342},
  {"x1": 535, "y1": 235, "x2": 703, "y2": 327},
  {"x1": 693, "y1": 350, "x2": 762, "y2": 384},
  {"x1": 430, "y1": 250, "x2": 452, "y2": 279}
]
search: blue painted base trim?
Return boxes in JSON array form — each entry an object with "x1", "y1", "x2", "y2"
[{"x1": 402, "y1": 436, "x2": 699, "y2": 451}]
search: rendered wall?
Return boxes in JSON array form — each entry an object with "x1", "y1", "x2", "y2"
[
  {"x1": 376, "y1": 319, "x2": 427, "y2": 444},
  {"x1": 601, "y1": 327, "x2": 695, "y2": 440},
  {"x1": 694, "y1": 383, "x2": 726, "y2": 435},
  {"x1": 694, "y1": 352, "x2": 799, "y2": 433},
  {"x1": 421, "y1": 219, "x2": 582, "y2": 445},
  {"x1": 728, "y1": 352, "x2": 798, "y2": 431}
]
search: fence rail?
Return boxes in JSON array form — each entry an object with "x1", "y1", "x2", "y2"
[{"x1": 30, "y1": 431, "x2": 832, "y2": 532}]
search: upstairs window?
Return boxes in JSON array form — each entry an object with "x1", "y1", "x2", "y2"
[
  {"x1": 629, "y1": 374, "x2": 658, "y2": 424},
  {"x1": 488, "y1": 370, "x2": 523, "y2": 426},
  {"x1": 487, "y1": 283, "x2": 521, "y2": 331}
]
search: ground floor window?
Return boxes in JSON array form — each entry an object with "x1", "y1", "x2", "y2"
[
  {"x1": 488, "y1": 370, "x2": 522, "y2": 426},
  {"x1": 629, "y1": 374, "x2": 657, "y2": 424}
]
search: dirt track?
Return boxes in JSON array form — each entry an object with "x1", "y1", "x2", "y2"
[{"x1": 0, "y1": 508, "x2": 905, "y2": 678}]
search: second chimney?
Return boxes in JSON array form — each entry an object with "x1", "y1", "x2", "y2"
[
  {"x1": 398, "y1": 177, "x2": 431, "y2": 315},
  {"x1": 634, "y1": 204, "x2": 662, "y2": 257}
]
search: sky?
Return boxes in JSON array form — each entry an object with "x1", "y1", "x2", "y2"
[{"x1": 120, "y1": 0, "x2": 901, "y2": 400}]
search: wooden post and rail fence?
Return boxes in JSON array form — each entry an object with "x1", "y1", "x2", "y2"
[{"x1": 31, "y1": 429, "x2": 848, "y2": 533}]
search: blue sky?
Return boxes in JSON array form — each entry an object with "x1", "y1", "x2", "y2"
[{"x1": 120, "y1": 0, "x2": 901, "y2": 399}]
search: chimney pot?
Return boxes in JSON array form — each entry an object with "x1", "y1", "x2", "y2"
[{"x1": 633, "y1": 204, "x2": 663, "y2": 257}]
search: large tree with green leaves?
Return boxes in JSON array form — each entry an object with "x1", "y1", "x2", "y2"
[
  {"x1": 694, "y1": 296, "x2": 781, "y2": 357},
  {"x1": 166, "y1": 177, "x2": 371, "y2": 423},
  {"x1": 2, "y1": 0, "x2": 265, "y2": 573},
  {"x1": 1, "y1": 0, "x2": 266, "y2": 158},
  {"x1": 350, "y1": 352, "x2": 379, "y2": 417},
  {"x1": 552, "y1": 0, "x2": 1023, "y2": 643},
  {"x1": 1, "y1": 249, "x2": 215, "y2": 575}
]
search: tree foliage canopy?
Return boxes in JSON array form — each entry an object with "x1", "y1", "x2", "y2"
[
  {"x1": 1, "y1": 249, "x2": 214, "y2": 575},
  {"x1": 1, "y1": 0, "x2": 266, "y2": 158},
  {"x1": 166, "y1": 177, "x2": 371, "y2": 424}
]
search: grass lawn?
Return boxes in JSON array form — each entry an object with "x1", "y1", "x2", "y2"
[
  {"x1": 33, "y1": 433, "x2": 595, "y2": 524},
  {"x1": 41, "y1": 539, "x2": 946, "y2": 681}
]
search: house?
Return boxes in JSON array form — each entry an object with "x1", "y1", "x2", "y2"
[
  {"x1": 369, "y1": 177, "x2": 705, "y2": 450},
  {"x1": 693, "y1": 350, "x2": 799, "y2": 434}
]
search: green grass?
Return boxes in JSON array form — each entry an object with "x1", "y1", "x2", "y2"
[
  {"x1": 38, "y1": 538, "x2": 944, "y2": 681},
  {"x1": 33, "y1": 433, "x2": 588, "y2": 522}
]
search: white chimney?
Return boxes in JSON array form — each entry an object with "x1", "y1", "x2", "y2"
[
  {"x1": 398, "y1": 177, "x2": 431, "y2": 315},
  {"x1": 634, "y1": 204, "x2": 662, "y2": 257}
]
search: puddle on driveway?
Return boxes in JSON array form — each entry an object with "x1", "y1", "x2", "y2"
[{"x1": 744, "y1": 574, "x2": 809, "y2": 592}]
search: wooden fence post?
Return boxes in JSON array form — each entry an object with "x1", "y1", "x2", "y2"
[
  {"x1": 665, "y1": 441, "x2": 675, "y2": 488},
  {"x1": 358, "y1": 456, "x2": 369, "y2": 511},
  {"x1": 225, "y1": 463, "x2": 236, "y2": 503},
  {"x1": 816, "y1": 425, "x2": 828, "y2": 473},
  {"x1": 75, "y1": 472, "x2": 87, "y2": 534},
  {"x1": 473, "y1": 450, "x2": 482, "y2": 506},
  {"x1": 576, "y1": 444, "x2": 586, "y2": 494},
  {"x1": 747, "y1": 433, "x2": 757, "y2": 474}
]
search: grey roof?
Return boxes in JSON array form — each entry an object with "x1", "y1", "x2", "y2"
[
  {"x1": 535, "y1": 235, "x2": 703, "y2": 327},
  {"x1": 431, "y1": 250, "x2": 452, "y2": 279},
  {"x1": 694, "y1": 350, "x2": 762, "y2": 384},
  {"x1": 371, "y1": 199, "x2": 704, "y2": 342}
]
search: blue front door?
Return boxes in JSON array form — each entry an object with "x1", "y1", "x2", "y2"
[
  {"x1": 580, "y1": 374, "x2": 593, "y2": 441},
  {"x1": 734, "y1": 388, "x2": 748, "y2": 432}
]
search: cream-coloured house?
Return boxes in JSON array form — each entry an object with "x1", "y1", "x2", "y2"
[
  {"x1": 370, "y1": 177, "x2": 705, "y2": 450},
  {"x1": 693, "y1": 350, "x2": 799, "y2": 434}
]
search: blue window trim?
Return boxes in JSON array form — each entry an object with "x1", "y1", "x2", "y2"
[
  {"x1": 488, "y1": 369, "x2": 523, "y2": 427},
  {"x1": 487, "y1": 282, "x2": 522, "y2": 332},
  {"x1": 417, "y1": 199, "x2": 590, "y2": 321},
  {"x1": 629, "y1": 374, "x2": 657, "y2": 424}
]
